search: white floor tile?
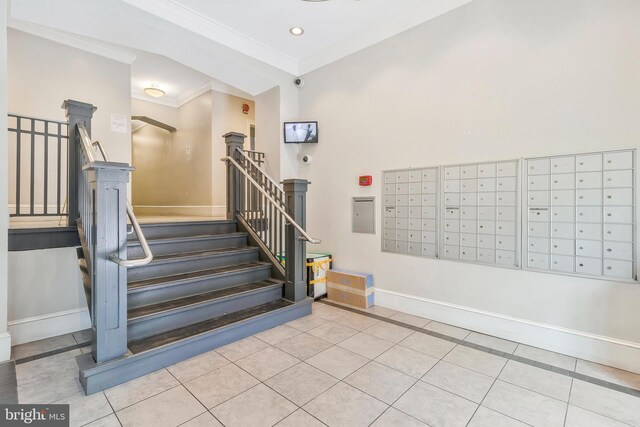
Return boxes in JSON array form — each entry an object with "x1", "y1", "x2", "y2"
[
  {"x1": 465, "y1": 332, "x2": 518, "y2": 354},
  {"x1": 184, "y1": 364, "x2": 260, "y2": 409},
  {"x1": 565, "y1": 405, "x2": 630, "y2": 427},
  {"x1": 235, "y1": 346, "x2": 300, "y2": 381},
  {"x1": 363, "y1": 322, "x2": 414, "y2": 343},
  {"x1": 468, "y1": 407, "x2": 529, "y2": 427},
  {"x1": 307, "y1": 322, "x2": 358, "y2": 344},
  {"x1": 513, "y1": 344, "x2": 576, "y2": 371},
  {"x1": 104, "y1": 369, "x2": 180, "y2": 411},
  {"x1": 576, "y1": 359, "x2": 640, "y2": 390},
  {"x1": 211, "y1": 384, "x2": 296, "y2": 427},
  {"x1": 304, "y1": 382, "x2": 388, "y2": 427},
  {"x1": 334, "y1": 312, "x2": 381, "y2": 331},
  {"x1": 306, "y1": 346, "x2": 369, "y2": 380},
  {"x1": 570, "y1": 379, "x2": 640, "y2": 426},
  {"x1": 375, "y1": 345, "x2": 439, "y2": 379},
  {"x1": 276, "y1": 409, "x2": 326, "y2": 427},
  {"x1": 423, "y1": 321, "x2": 470, "y2": 340},
  {"x1": 399, "y1": 332, "x2": 456, "y2": 359},
  {"x1": 344, "y1": 361, "x2": 416, "y2": 404},
  {"x1": 338, "y1": 332, "x2": 395, "y2": 359},
  {"x1": 499, "y1": 360, "x2": 572, "y2": 401},
  {"x1": 254, "y1": 324, "x2": 302, "y2": 345},
  {"x1": 216, "y1": 336, "x2": 269, "y2": 362},
  {"x1": 422, "y1": 360, "x2": 494, "y2": 404},
  {"x1": 443, "y1": 345, "x2": 507, "y2": 377},
  {"x1": 116, "y1": 386, "x2": 206, "y2": 427},
  {"x1": 274, "y1": 332, "x2": 332, "y2": 360},
  {"x1": 167, "y1": 350, "x2": 229, "y2": 383},
  {"x1": 265, "y1": 362, "x2": 338, "y2": 406},
  {"x1": 389, "y1": 312, "x2": 431, "y2": 328},
  {"x1": 394, "y1": 381, "x2": 478, "y2": 427},
  {"x1": 371, "y1": 407, "x2": 428, "y2": 427},
  {"x1": 483, "y1": 380, "x2": 567, "y2": 427}
]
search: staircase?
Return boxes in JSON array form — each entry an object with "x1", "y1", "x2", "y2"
[
  {"x1": 64, "y1": 99, "x2": 316, "y2": 395},
  {"x1": 77, "y1": 218, "x2": 311, "y2": 394}
]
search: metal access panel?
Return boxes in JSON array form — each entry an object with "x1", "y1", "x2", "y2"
[{"x1": 353, "y1": 197, "x2": 375, "y2": 234}]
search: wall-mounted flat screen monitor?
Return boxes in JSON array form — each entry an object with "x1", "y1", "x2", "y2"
[{"x1": 284, "y1": 121, "x2": 318, "y2": 144}]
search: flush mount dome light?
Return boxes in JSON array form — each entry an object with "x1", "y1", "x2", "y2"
[
  {"x1": 289, "y1": 26, "x2": 304, "y2": 36},
  {"x1": 144, "y1": 84, "x2": 165, "y2": 98}
]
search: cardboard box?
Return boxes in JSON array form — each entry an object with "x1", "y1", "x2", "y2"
[
  {"x1": 326, "y1": 269, "x2": 374, "y2": 308},
  {"x1": 327, "y1": 283, "x2": 374, "y2": 309},
  {"x1": 326, "y1": 269, "x2": 373, "y2": 291}
]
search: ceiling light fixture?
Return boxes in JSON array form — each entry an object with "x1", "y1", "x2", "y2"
[
  {"x1": 289, "y1": 26, "x2": 305, "y2": 36},
  {"x1": 144, "y1": 84, "x2": 165, "y2": 98}
]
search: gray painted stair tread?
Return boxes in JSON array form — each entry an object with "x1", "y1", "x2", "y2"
[
  {"x1": 127, "y1": 279, "x2": 283, "y2": 321},
  {"x1": 143, "y1": 246, "x2": 258, "y2": 264},
  {"x1": 127, "y1": 232, "x2": 248, "y2": 247},
  {"x1": 128, "y1": 300, "x2": 293, "y2": 353},
  {"x1": 128, "y1": 261, "x2": 271, "y2": 290},
  {"x1": 140, "y1": 219, "x2": 236, "y2": 227}
]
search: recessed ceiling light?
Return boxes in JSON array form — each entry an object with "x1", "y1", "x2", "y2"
[
  {"x1": 144, "y1": 84, "x2": 165, "y2": 98},
  {"x1": 289, "y1": 26, "x2": 305, "y2": 36}
]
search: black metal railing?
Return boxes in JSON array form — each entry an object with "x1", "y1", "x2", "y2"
[{"x1": 8, "y1": 114, "x2": 68, "y2": 217}]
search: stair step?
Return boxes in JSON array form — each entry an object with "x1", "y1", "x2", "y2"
[
  {"x1": 127, "y1": 246, "x2": 259, "y2": 282},
  {"x1": 128, "y1": 300, "x2": 293, "y2": 354},
  {"x1": 127, "y1": 280, "x2": 283, "y2": 340},
  {"x1": 128, "y1": 262, "x2": 273, "y2": 309},
  {"x1": 134, "y1": 220, "x2": 237, "y2": 240},
  {"x1": 128, "y1": 232, "x2": 248, "y2": 257},
  {"x1": 78, "y1": 298, "x2": 313, "y2": 394}
]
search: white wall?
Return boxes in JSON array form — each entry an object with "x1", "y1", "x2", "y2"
[
  {"x1": 8, "y1": 29, "x2": 132, "y2": 164},
  {"x1": 6, "y1": 29, "x2": 131, "y2": 345},
  {"x1": 0, "y1": 0, "x2": 12, "y2": 361},
  {"x1": 299, "y1": 0, "x2": 640, "y2": 372}
]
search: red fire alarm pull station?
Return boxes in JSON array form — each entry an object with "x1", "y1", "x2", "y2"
[{"x1": 359, "y1": 175, "x2": 372, "y2": 186}]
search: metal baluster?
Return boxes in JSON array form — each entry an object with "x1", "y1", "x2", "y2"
[
  {"x1": 15, "y1": 117, "x2": 21, "y2": 215},
  {"x1": 57, "y1": 123, "x2": 62, "y2": 215},
  {"x1": 30, "y1": 119, "x2": 35, "y2": 215},
  {"x1": 43, "y1": 121, "x2": 49, "y2": 215}
]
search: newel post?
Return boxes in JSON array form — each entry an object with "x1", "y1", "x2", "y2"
[
  {"x1": 87, "y1": 162, "x2": 132, "y2": 363},
  {"x1": 283, "y1": 179, "x2": 309, "y2": 302},
  {"x1": 63, "y1": 100, "x2": 97, "y2": 226},
  {"x1": 224, "y1": 132, "x2": 246, "y2": 220}
]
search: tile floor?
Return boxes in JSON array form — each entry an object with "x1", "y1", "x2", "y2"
[{"x1": 10, "y1": 301, "x2": 640, "y2": 427}]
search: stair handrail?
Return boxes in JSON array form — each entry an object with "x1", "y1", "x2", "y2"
[
  {"x1": 77, "y1": 125, "x2": 153, "y2": 267},
  {"x1": 222, "y1": 154, "x2": 321, "y2": 244}
]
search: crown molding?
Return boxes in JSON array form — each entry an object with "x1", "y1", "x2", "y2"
[
  {"x1": 8, "y1": 19, "x2": 137, "y2": 65},
  {"x1": 298, "y1": 0, "x2": 474, "y2": 74},
  {"x1": 132, "y1": 89, "x2": 179, "y2": 108},
  {"x1": 176, "y1": 82, "x2": 211, "y2": 107},
  {"x1": 122, "y1": 0, "x2": 299, "y2": 75}
]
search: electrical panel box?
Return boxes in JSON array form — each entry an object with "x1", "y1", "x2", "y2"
[{"x1": 353, "y1": 197, "x2": 375, "y2": 234}]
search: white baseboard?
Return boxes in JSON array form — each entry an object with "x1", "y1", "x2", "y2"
[
  {"x1": 9, "y1": 308, "x2": 91, "y2": 346},
  {"x1": 0, "y1": 332, "x2": 11, "y2": 362},
  {"x1": 375, "y1": 288, "x2": 640, "y2": 374}
]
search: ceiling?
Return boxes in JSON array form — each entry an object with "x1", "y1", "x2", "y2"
[
  {"x1": 123, "y1": 0, "x2": 474, "y2": 75},
  {"x1": 8, "y1": 0, "x2": 474, "y2": 94},
  {"x1": 131, "y1": 52, "x2": 254, "y2": 107}
]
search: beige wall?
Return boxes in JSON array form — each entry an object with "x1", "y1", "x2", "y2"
[
  {"x1": 131, "y1": 98, "x2": 178, "y2": 130},
  {"x1": 132, "y1": 91, "x2": 213, "y2": 216},
  {"x1": 299, "y1": 0, "x2": 640, "y2": 370},
  {"x1": 132, "y1": 91, "x2": 254, "y2": 217},
  {"x1": 211, "y1": 91, "x2": 255, "y2": 214}
]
